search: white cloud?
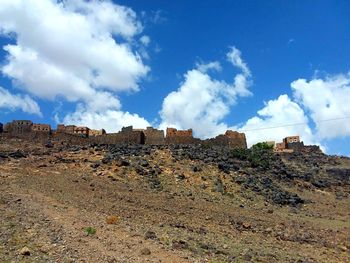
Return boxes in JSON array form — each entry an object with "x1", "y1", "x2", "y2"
[
  {"x1": 0, "y1": 86, "x2": 41, "y2": 116},
  {"x1": 237, "y1": 94, "x2": 319, "y2": 147},
  {"x1": 63, "y1": 108, "x2": 150, "y2": 132},
  {"x1": 227, "y1": 46, "x2": 251, "y2": 76},
  {"x1": 140, "y1": 35, "x2": 151, "y2": 46},
  {"x1": 291, "y1": 73, "x2": 350, "y2": 139},
  {"x1": 195, "y1": 61, "x2": 222, "y2": 73},
  {"x1": 0, "y1": 0, "x2": 150, "y2": 127},
  {"x1": 160, "y1": 47, "x2": 252, "y2": 138}
]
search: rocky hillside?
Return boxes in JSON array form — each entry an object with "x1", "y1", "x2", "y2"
[{"x1": 0, "y1": 138, "x2": 349, "y2": 262}]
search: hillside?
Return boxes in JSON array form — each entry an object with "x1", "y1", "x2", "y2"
[{"x1": 0, "y1": 138, "x2": 349, "y2": 262}]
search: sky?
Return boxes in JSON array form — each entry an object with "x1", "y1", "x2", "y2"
[{"x1": 0, "y1": 0, "x2": 350, "y2": 156}]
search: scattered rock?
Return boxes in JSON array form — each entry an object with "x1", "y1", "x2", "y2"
[
  {"x1": 172, "y1": 240, "x2": 189, "y2": 250},
  {"x1": 19, "y1": 246, "x2": 31, "y2": 256},
  {"x1": 140, "y1": 248, "x2": 151, "y2": 255},
  {"x1": 106, "y1": 215, "x2": 119, "y2": 225},
  {"x1": 144, "y1": 230, "x2": 157, "y2": 240}
]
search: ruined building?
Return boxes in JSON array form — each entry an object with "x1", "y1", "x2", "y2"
[
  {"x1": 204, "y1": 130, "x2": 247, "y2": 149},
  {"x1": 1, "y1": 119, "x2": 249, "y2": 149},
  {"x1": 274, "y1": 136, "x2": 304, "y2": 153},
  {"x1": 135, "y1": 127, "x2": 165, "y2": 145},
  {"x1": 32, "y1": 124, "x2": 51, "y2": 133},
  {"x1": 74, "y1": 126, "x2": 90, "y2": 137},
  {"x1": 165, "y1": 128, "x2": 198, "y2": 144},
  {"x1": 89, "y1": 129, "x2": 106, "y2": 137},
  {"x1": 3, "y1": 120, "x2": 33, "y2": 134}
]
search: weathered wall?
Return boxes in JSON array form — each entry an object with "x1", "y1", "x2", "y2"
[
  {"x1": 4, "y1": 120, "x2": 33, "y2": 135},
  {"x1": 32, "y1": 124, "x2": 51, "y2": 132},
  {"x1": 286, "y1": 142, "x2": 304, "y2": 151},
  {"x1": 166, "y1": 128, "x2": 193, "y2": 137},
  {"x1": 165, "y1": 136, "x2": 200, "y2": 145},
  {"x1": 203, "y1": 130, "x2": 247, "y2": 149},
  {"x1": 143, "y1": 127, "x2": 165, "y2": 145},
  {"x1": 91, "y1": 131, "x2": 144, "y2": 145},
  {"x1": 165, "y1": 128, "x2": 197, "y2": 144}
]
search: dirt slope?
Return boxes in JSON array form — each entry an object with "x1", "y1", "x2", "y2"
[{"x1": 0, "y1": 138, "x2": 349, "y2": 262}]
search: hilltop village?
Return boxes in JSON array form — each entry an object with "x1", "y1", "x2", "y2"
[{"x1": 0, "y1": 120, "x2": 318, "y2": 153}]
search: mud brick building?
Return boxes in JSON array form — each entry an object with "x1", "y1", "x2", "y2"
[
  {"x1": 165, "y1": 128, "x2": 197, "y2": 144},
  {"x1": 32, "y1": 124, "x2": 51, "y2": 133}
]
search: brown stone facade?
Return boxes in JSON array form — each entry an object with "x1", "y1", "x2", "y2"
[
  {"x1": 3, "y1": 120, "x2": 33, "y2": 134},
  {"x1": 74, "y1": 127, "x2": 90, "y2": 137},
  {"x1": 165, "y1": 128, "x2": 197, "y2": 144},
  {"x1": 89, "y1": 129, "x2": 106, "y2": 137},
  {"x1": 274, "y1": 135, "x2": 305, "y2": 153},
  {"x1": 1, "y1": 119, "x2": 250, "y2": 148},
  {"x1": 203, "y1": 130, "x2": 247, "y2": 149},
  {"x1": 142, "y1": 127, "x2": 165, "y2": 145},
  {"x1": 32, "y1": 124, "x2": 51, "y2": 133}
]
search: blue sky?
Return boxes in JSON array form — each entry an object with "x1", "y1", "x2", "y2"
[{"x1": 0, "y1": 0, "x2": 349, "y2": 155}]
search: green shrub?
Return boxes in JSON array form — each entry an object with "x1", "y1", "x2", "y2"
[
  {"x1": 230, "y1": 148, "x2": 249, "y2": 160},
  {"x1": 251, "y1": 142, "x2": 274, "y2": 151},
  {"x1": 85, "y1": 227, "x2": 96, "y2": 235}
]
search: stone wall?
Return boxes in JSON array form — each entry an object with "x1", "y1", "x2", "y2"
[
  {"x1": 286, "y1": 141, "x2": 304, "y2": 151},
  {"x1": 32, "y1": 124, "x2": 51, "y2": 132},
  {"x1": 165, "y1": 128, "x2": 197, "y2": 144},
  {"x1": 166, "y1": 128, "x2": 193, "y2": 137},
  {"x1": 203, "y1": 130, "x2": 247, "y2": 149},
  {"x1": 91, "y1": 131, "x2": 144, "y2": 145},
  {"x1": 4, "y1": 120, "x2": 33, "y2": 134},
  {"x1": 143, "y1": 127, "x2": 165, "y2": 145}
]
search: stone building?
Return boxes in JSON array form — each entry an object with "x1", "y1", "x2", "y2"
[
  {"x1": 57, "y1": 124, "x2": 66, "y2": 132},
  {"x1": 166, "y1": 128, "x2": 193, "y2": 137},
  {"x1": 74, "y1": 126, "x2": 90, "y2": 137},
  {"x1": 57, "y1": 124, "x2": 76, "y2": 134},
  {"x1": 283, "y1": 136, "x2": 300, "y2": 144},
  {"x1": 65, "y1": 125, "x2": 76, "y2": 134},
  {"x1": 88, "y1": 129, "x2": 106, "y2": 137},
  {"x1": 134, "y1": 127, "x2": 165, "y2": 145},
  {"x1": 4, "y1": 120, "x2": 33, "y2": 134},
  {"x1": 275, "y1": 135, "x2": 303, "y2": 153},
  {"x1": 204, "y1": 130, "x2": 247, "y2": 149},
  {"x1": 165, "y1": 128, "x2": 197, "y2": 144},
  {"x1": 32, "y1": 123, "x2": 51, "y2": 133}
]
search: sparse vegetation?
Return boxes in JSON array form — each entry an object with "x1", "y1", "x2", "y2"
[
  {"x1": 0, "y1": 138, "x2": 349, "y2": 262},
  {"x1": 251, "y1": 142, "x2": 274, "y2": 151},
  {"x1": 85, "y1": 227, "x2": 96, "y2": 235}
]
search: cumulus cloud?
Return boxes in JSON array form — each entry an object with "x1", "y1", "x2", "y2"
[
  {"x1": 237, "y1": 95, "x2": 318, "y2": 147},
  {"x1": 63, "y1": 107, "x2": 150, "y2": 132},
  {"x1": 0, "y1": 86, "x2": 41, "y2": 116},
  {"x1": 0, "y1": 0, "x2": 150, "y2": 128},
  {"x1": 159, "y1": 47, "x2": 252, "y2": 138},
  {"x1": 237, "y1": 72, "x2": 350, "y2": 149},
  {"x1": 291, "y1": 73, "x2": 350, "y2": 139}
]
